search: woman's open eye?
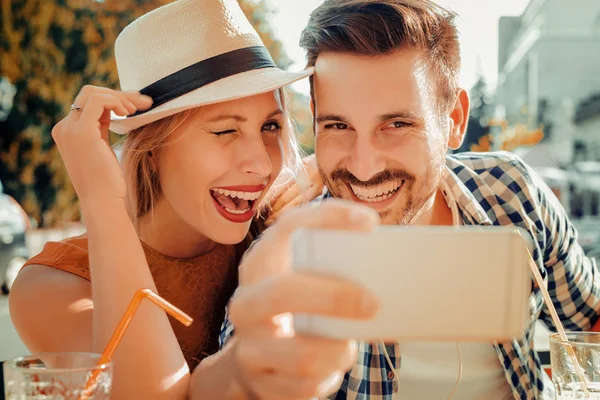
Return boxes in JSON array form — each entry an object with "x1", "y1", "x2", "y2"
[{"x1": 262, "y1": 121, "x2": 282, "y2": 133}]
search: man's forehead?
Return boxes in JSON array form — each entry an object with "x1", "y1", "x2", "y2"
[
  {"x1": 314, "y1": 48, "x2": 428, "y2": 82},
  {"x1": 313, "y1": 49, "x2": 433, "y2": 117}
]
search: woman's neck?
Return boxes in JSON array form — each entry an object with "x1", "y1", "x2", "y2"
[{"x1": 137, "y1": 198, "x2": 217, "y2": 259}]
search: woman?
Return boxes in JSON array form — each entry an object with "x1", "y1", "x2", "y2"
[{"x1": 8, "y1": 0, "x2": 314, "y2": 398}]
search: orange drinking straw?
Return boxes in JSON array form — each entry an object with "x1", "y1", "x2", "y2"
[{"x1": 79, "y1": 288, "x2": 193, "y2": 399}]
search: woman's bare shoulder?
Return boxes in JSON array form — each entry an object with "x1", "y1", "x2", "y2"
[{"x1": 9, "y1": 264, "x2": 93, "y2": 353}]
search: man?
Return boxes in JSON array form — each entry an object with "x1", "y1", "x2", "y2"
[{"x1": 190, "y1": 1, "x2": 600, "y2": 399}]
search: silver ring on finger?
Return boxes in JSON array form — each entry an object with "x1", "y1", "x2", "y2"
[{"x1": 70, "y1": 104, "x2": 83, "y2": 112}]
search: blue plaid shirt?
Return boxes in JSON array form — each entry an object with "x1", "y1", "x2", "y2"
[{"x1": 219, "y1": 152, "x2": 600, "y2": 399}]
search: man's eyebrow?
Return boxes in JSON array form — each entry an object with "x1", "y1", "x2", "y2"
[
  {"x1": 377, "y1": 111, "x2": 423, "y2": 121},
  {"x1": 316, "y1": 112, "x2": 424, "y2": 124},
  {"x1": 315, "y1": 114, "x2": 351, "y2": 124}
]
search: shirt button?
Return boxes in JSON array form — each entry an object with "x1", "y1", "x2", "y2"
[{"x1": 387, "y1": 370, "x2": 395, "y2": 380}]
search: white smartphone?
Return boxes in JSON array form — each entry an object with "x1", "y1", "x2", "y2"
[{"x1": 291, "y1": 226, "x2": 533, "y2": 342}]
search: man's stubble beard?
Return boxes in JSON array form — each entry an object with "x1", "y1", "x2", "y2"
[
  {"x1": 392, "y1": 163, "x2": 445, "y2": 226},
  {"x1": 317, "y1": 159, "x2": 446, "y2": 226}
]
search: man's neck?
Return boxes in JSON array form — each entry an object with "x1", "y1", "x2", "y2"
[{"x1": 412, "y1": 189, "x2": 454, "y2": 226}]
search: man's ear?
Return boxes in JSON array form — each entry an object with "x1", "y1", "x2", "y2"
[{"x1": 448, "y1": 89, "x2": 470, "y2": 150}]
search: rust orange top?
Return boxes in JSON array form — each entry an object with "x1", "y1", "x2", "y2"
[{"x1": 22, "y1": 233, "x2": 241, "y2": 370}]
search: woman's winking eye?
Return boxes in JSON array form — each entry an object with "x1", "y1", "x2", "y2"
[
  {"x1": 212, "y1": 129, "x2": 237, "y2": 136},
  {"x1": 211, "y1": 120, "x2": 282, "y2": 136}
]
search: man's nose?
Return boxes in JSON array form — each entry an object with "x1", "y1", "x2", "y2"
[{"x1": 346, "y1": 134, "x2": 386, "y2": 182}]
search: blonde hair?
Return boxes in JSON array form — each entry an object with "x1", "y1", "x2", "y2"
[{"x1": 118, "y1": 88, "x2": 306, "y2": 229}]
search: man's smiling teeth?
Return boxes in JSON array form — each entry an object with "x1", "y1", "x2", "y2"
[
  {"x1": 350, "y1": 181, "x2": 402, "y2": 203},
  {"x1": 211, "y1": 188, "x2": 262, "y2": 201}
]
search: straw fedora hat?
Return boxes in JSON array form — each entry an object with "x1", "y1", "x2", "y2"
[{"x1": 110, "y1": 0, "x2": 313, "y2": 134}]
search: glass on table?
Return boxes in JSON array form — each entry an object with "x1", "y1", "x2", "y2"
[
  {"x1": 550, "y1": 332, "x2": 600, "y2": 399},
  {"x1": 3, "y1": 352, "x2": 112, "y2": 400}
]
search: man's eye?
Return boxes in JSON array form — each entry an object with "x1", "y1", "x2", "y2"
[
  {"x1": 324, "y1": 123, "x2": 348, "y2": 130},
  {"x1": 387, "y1": 121, "x2": 411, "y2": 129}
]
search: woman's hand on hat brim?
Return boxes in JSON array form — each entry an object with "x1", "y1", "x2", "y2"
[{"x1": 52, "y1": 86, "x2": 153, "y2": 212}]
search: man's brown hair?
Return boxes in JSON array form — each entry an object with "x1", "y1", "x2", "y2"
[{"x1": 299, "y1": 0, "x2": 461, "y2": 109}]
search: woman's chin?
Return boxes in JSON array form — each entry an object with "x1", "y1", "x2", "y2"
[{"x1": 204, "y1": 221, "x2": 253, "y2": 245}]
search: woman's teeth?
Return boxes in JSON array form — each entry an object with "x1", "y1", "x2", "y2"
[
  {"x1": 211, "y1": 188, "x2": 263, "y2": 214},
  {"x1": 211, "y1": 188, "x2": 262, "y2": 201},
  {"x1": 350, "y1": 181, "x2": 402, "y2": 203},
  {"x1": 223, "y1": 206, "x2": 251, "y2": 214}
]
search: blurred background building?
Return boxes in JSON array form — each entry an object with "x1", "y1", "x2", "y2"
[
  {"x1": 496, "y1": 0, "x2": 600, "y2": 166},
  {"x1": 454, "y1": 0, "x2": 600, "y2": 248},
  {"x1": 494, "y1": 0, "x2": 600, "y2": 236}
]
